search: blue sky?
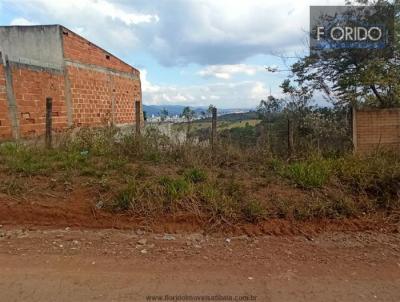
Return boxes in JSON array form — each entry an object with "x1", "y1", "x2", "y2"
[{"x1": 0, "y1": 0, "x2": 343, "y2": 108}]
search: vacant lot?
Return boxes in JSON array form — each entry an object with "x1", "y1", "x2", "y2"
[
  {"x1": 0, "y1": 126, "x2": 399, "y2": 232},
  {"x1": 0, "y1": 127, "x2": 399, "y2": 301}
]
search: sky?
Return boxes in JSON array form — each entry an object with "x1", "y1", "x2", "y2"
[{"x1": 0, "y1": 0, "x2": 344, "y2": 109}]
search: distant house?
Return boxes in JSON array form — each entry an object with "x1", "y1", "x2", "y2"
[{"x1": 0, "y1": 25, "x2": 142, "y2": 140}]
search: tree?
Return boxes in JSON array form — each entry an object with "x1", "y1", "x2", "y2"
[
  {"x1": 291, "y1": 0, "x2": 399, "y2": 108},
  {"x1": 160, "y1": 108, "x2": 168, "y2": 122},
  {"x1": 181, "y1": 106, "x2": 195, "y2": 138},
  {"x1": 181, "y1": 106, "x2": 195, "y2": 122},
  {"x1": 207, "y1": 104, "x2": 215, "y2": 118},
  {"x1": 257, "y1": 95, "x2": 282, "y2": 121}
]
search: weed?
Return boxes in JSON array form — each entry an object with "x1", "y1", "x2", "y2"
[
  {"x1": 184, "y1": 168, "x2": 207, "y2": 183},
  {"x1": 242, "y1": 199, "x2": 266, "y2": 222},
  {"x1": 286, "y1": 159, "x2": 331, "y2": 188},
  {"x1": 0, "y1": 177, "x2": 26, "y2": 196},
  {"x1": 0, "y1": 144, "x2": 50, "y2": 175},
  {"x1": 159, "y1": 176, "x2": 190, "y2": 200}
]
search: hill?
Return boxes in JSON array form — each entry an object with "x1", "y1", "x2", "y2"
[{"x1": 143, "y1": 105, "x2": 251, "y2": 117}]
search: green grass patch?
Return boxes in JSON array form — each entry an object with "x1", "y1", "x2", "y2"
[
  {"x1": 184, "y1": 168, "x2": 207, "y2": 183},
  {"x1": 286, "y1": 159, "x2": 332, "y2": 188}
]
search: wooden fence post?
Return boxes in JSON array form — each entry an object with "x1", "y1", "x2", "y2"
[
  {"x1": 135, "y1": 100, "x2": 141, "y2": 136},
  {"x1": 45, "y1": 97, "x2": 53, "y2": 149},
  {"x1": 211, "y1": 107, "x2": 217, "y2": 149}
]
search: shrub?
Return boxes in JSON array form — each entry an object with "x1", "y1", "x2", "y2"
[
  {"x1": 242, "y1": 199, "x2": 266, "y2": 222},
  {"x1": 334, "y1": 152, "x2": 400, "y2": 209},
  {"x1": 286, "y1": 159, "x2": 332, "y2": 188},
  {"x1": 0, "y1": 144, "x2": 50, "y2": 175},
  {"x1": 113, "y1": 185, "x2": 135, "y2": 212},
  {"x1": 110, "y1": 180, "x2": 165, "y2": 215},
  {"x1": 159, "y1": 176, "x2": 190, "y2": 200},
  {"x1": 184, "y1": 168, "x2": 207, "y2": 183}
]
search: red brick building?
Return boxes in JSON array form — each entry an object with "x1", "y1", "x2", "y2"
[{"x1": 0, "y1": 25, "x2": 142, "y2": 140}]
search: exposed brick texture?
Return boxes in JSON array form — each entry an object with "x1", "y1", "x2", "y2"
[
  {"x1": 67, "y1": 65, "x2": 113, "y2": 126},
  {"x1": 0, "y1": 26, "x2": 141, "y2": 141},
  {"x1": 11, "y1": 65, "x2": 68, "y2": 137},
  {"x1": 354, "y1": 108, "x2": 400, "y2": 153},
  {"x1": 62, "y1": 29, "x2": 139, "y2": 76},
  {"x1": 0, "y1": 65, "x2": 12, "y2": 139}
]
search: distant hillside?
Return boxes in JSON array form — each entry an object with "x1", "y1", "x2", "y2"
[
  {"x1": 143, "y1": 104, "x2": 251, "y2": 117},
  {"x1": 143, "y1": 105, "x2": 203, "y2": 117},
  {"x1": 194, "y1": 111, "x2": 259, "y2": 122},
  {"x1": 216, "y1": 111, "x2": 259, "y2": 121}
]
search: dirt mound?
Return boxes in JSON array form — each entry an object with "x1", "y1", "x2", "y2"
[{"x1": 0, "y1": 187, "x2": 397, "y2": 236}]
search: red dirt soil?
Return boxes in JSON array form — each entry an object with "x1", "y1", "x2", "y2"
[
  {"x1": 1, "y1": 226, "x2": 400, "y2": 301},
  {"x1": 0, "y1": 186, "x2": 397, "y2": 236}
]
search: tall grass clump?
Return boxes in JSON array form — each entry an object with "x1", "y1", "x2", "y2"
[
  {"x1": 285, "y1": 158, "x2": 332, "y2": 188},
  {"x1": 184, "y1": 168, "x2": 207, "y2": 183},
  {"x1": 0, "y1": 143, "x2": 51, "y2": 175},
  {"x1": 334, "y1": 152, "x2": 400, "y2": 209}
]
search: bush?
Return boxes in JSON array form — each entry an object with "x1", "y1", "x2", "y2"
[
  {"x1": 286, "y1": 159, "x2": 332, "y2": 188},
  {"x1": 334, "y1": 152, "x2": 400, "y2": 209},
  {"x1": 0, "y1": 143, "x2": 50, "y2": 175},
  {"x1": 184, "y1": 168, "x2": 207, "y2": 183},
  {"x1": 110, "y1": 180, "x2": 165, "y2": 215},
  {"x1": 159, "y1": 176, "x2": 191, "y2": 200},
  {"x1": 242, "y1": 199, "x2": 266, "y2": 222}
]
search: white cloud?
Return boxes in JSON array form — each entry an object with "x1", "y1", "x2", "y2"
[
  {"x1": 141, "y1": 70, "x2": 271, "y2": 108},
  {"x1": 4, "y1": 0, "x2": 159, "y2": 57},
  {"x1": 198, "y1": 64, "x2": 265, "y2": 80},
  {"x1": 4, "y1": 0, "x2": 344, "y2": 108},
  {"x1": 140, "y1": 69, "x2": 160, "y2": 93},
  {"x1": 10, "y1": 17, "x2": 36, "y2": 26},
  {"x1": 5, "y1": 0, "x2": 345, "y2": 66},
  {"x1": 82, "y1": 0, "x2": 159, "y2": 26}
]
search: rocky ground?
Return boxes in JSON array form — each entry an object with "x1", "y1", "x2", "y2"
[{"x1": 1, "y1": 225, "x2": 400, "y2": 302}]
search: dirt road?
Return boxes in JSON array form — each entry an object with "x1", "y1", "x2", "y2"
[{"x1": 0, "y1": 226, "x2": 399, "y2": 302}]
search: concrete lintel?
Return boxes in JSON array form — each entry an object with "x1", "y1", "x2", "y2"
[
  {"x1": 7, "y1": 60, "x2": 63, "y2": 75},
  {"x1": 64, "y1": 59, "x2": 139, "y2": 80}
]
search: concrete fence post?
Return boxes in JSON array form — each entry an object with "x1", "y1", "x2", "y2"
[
  {"x1": 135, "y1": 100, "x2": 141, "y2": 136},
  {"x1": 45, "y1": 97, "x2": 53, "y2": 149}
]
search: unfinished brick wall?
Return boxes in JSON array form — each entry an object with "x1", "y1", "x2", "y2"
[
  {"x1": 0, "y1": 25, "x2": 141, "y2": 141},
  {"x1": 67, "y1": 66, "x2": 113, "y2": 126},
  {"x1": 62, "y1": 28, "x2": 141, "y2": 127},
  {"x1": 353, "y1": 108, "x2": 400, "y2": 153},
  {"x1": 62, "y1": 29, "x2": 138, "y2": 75},
  {"x1": 11, "y1": 64, "x2": 68, "y2": 137}
]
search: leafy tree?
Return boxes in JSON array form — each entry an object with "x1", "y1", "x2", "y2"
[
  {"x1": 291, "y1": 0, "x2": 399, "y2": 108},
  {"x1": 160, "y1": 108, "x2": 168, "y2": 122},
  {"x1": 181, "y1": 106, "x2": 195, "y2": 122},
  {"x1": 207, "y1": 104, "x2": 216, "y2": 118},
  {"x1": 257, "y1": 95, "x2": 282, "y2": 121},
  {"x1": 181, "y1": 106, "x2": 195, "y2": 137}
]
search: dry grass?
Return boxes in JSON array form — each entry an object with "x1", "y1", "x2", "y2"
[{"x1": 0, "y1": 126, "x2": 398, "y2": 224}]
